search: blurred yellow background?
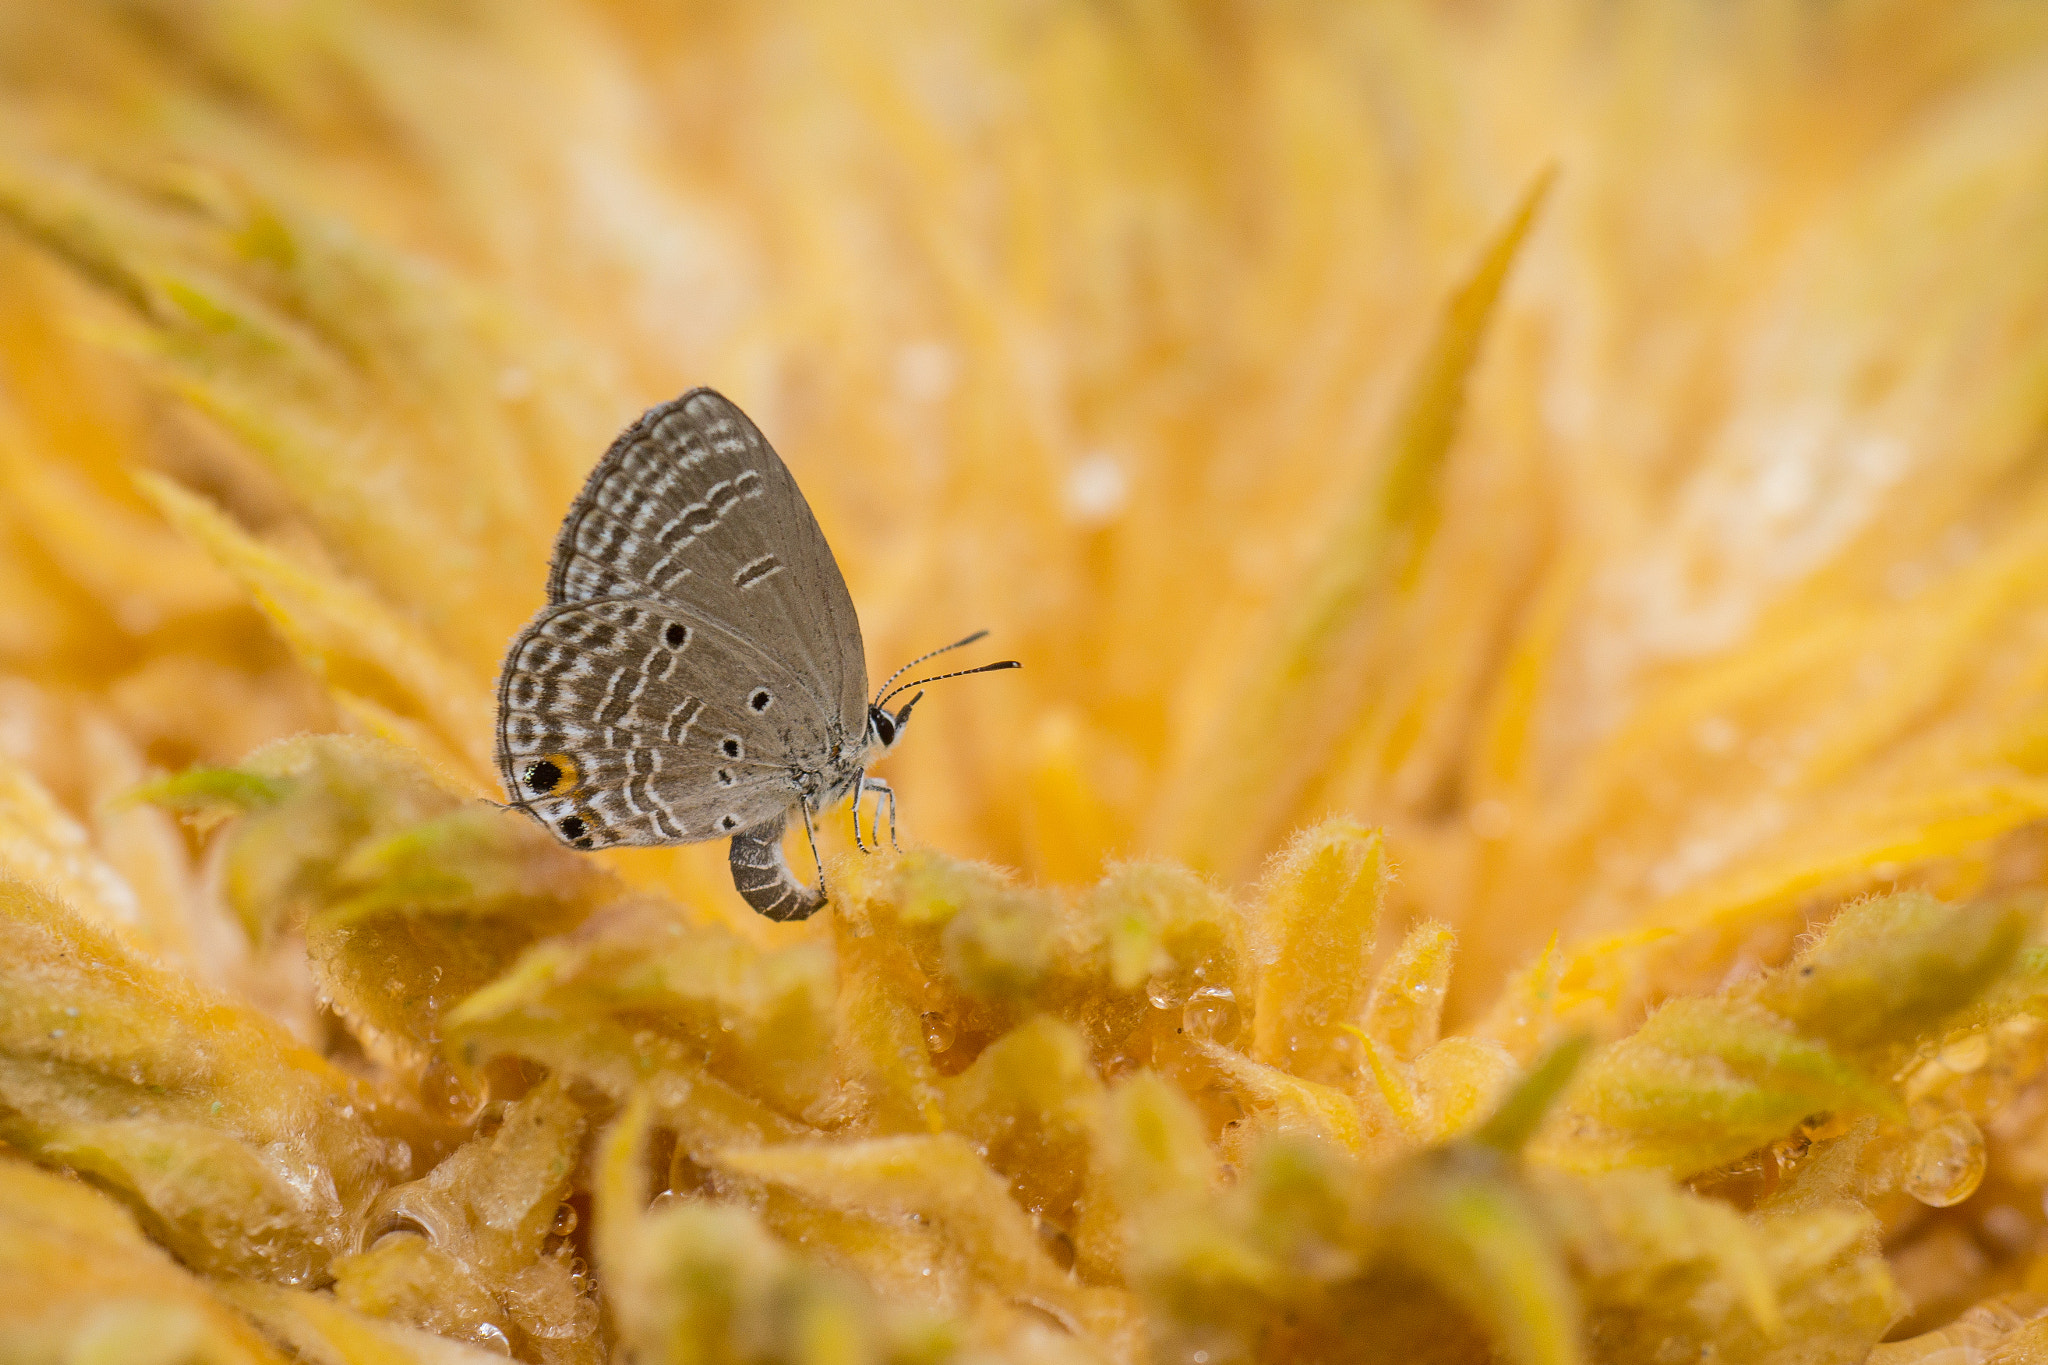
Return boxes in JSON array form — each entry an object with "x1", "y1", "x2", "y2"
[{"x1": 8, "y1": 2, "x2": 2048, "y2": 1007}]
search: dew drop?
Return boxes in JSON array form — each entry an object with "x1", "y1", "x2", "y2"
[
  {"x1": 552, "y1": 1202, "x2": 579, "y2": 1237},
  {"x1": 419, "y1": 1062, "x2": 485, "y2": 1123},
  {"x1": 1182, "y1": 986, "x2": 1242, "y2": 1045},
  {"x1": 1164, "y1": 1329, "x2": 1238, "y2": 1365},
  {"x1": 921, "y1": 1012, "x2": 957, "y2": 1054},
  {"x1": 1905, "y1": 1113, "x2": 1986, "y2": 1207},
  {"x1": 472, "y1": 1323, "x2": 513, "y2": 1356},
  {"x1": 369, "y1": 1226, "x2": 422, "y2": 1254},
  {"x1": 1146, "y1": 975, "x2": 1189, "y2": 1010}
]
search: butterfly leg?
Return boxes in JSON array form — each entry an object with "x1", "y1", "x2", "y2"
[
  {"x1": 851, "y1": 772, "x2": 872, "y2": 854},
  {"x1": 798, "y1": 799, "x2": 828, "y2": 904},
  {"x1": 859, "y1": 776, "x2": 900, "y2": 852}
]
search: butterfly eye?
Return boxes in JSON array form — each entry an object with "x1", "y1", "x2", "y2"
[
  {"x1": 524, "y1": 754, "x2": 579, "y2": 795},
  {"x1": 871, "y1": 709, "x2": 897, "y2": 748}
]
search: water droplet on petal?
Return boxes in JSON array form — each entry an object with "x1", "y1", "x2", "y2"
[
  {"x1": 472, "y1": 1323, "x2": 513, "y2": 1356},
  {"x1": 552, "y1": 1202, "x2": 578, "y2": 1237},
  {"x1": 1183, "y1": 986, "x2": 1242, "y2": 1045},
  {"x1": 1146, "y1": 975, "x2": 1188, "y2": 1010},
  {"x1": 419, "y1": 1061, "x2": 484, "y2": 1122},
  {"x1": 1906, "y1": 1113, "x2": 1986, "y2": 1207},
  {"x1": 921, "y1": 1011, "x2": 957, "y2": 1053}
]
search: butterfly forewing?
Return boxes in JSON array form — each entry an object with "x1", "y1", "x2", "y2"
[
  {"x1": 546, "y1": 388, "x2": 867, "y2": 730},
  {"x1": 496, "y1": 596, "x2": 841, "y2": 849}
]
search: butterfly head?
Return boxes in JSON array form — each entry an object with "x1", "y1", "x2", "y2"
[
  {"x1": 868, "y1": 692, "x2": 923, "y2": 754},
  {"x1": 866, "y1": 630, "x2": 1022, "y2": 760}
]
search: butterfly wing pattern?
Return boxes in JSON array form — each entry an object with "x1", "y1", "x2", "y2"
[
  {"x1": 545, "y1": 389, "x2": 868, "y2": 728},
  {"x1": 496, "y1": 388, "x2": 871, "y2": 921},
  {"x1": 497, "y1": 597, "x2": 830, "y2": 842}
]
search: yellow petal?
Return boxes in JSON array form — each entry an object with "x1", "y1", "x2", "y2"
[
  {"x1": 713, "y1": 1135, "x2": 1073, "y2": 1311},
  {"x1": 0, "y1": 1157, "x2": 287, "y2": 1365},
  {"x1": 1249, "y1": 819, "x2": 1387, "y2": 1082},
  {"x1": 1360, "y1": 919, "x2": 1457, "y2": 1062},
  {"x1": 0, "y1": 877, "x2": 408, "y2": 1282}
]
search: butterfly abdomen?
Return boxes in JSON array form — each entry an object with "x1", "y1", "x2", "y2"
[{"x1": 727, "y1": 811, "x2": 826, "y2": 921}]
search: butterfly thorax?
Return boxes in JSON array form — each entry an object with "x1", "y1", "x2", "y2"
[
  {"x1": 800, "y1": 702, "x2": 903, "y2": 813},
  {"x1": 803, "y1": 726, "x2": 874, "y2": 813}
]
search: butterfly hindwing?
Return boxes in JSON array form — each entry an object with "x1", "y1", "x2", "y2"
[
  {"x1": 545, "y1": 388, "x2": 868, "y2": 731},
  {"x1": 495, "y1": 596, "x2": 846, "y2": 849}
]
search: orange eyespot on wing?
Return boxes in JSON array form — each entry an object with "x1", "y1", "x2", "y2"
[{"x1": 522, "y1": 754, "x2": 579, "y2": 796}]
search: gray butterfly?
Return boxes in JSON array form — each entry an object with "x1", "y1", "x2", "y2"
[{"x1": 495, "y1": 388, "x2": 1016, "y2": 920}]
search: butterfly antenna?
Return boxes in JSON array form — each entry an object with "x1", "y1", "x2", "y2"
[
  {"x1": 871, "y1": 630, "x2": 991, "y2": 705},
  {"x1": 880, "y1": 659, "x2": 1020, "y2": 707}
]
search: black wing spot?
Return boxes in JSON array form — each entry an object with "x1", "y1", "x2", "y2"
[
  {"x1": 722, "y1": 736, "x2": 744, "y2": 759},
  {"x1": 664, "y1": 622, "x2": 690, "y2": 649},
  {"x1": 523, "y1": 759, "x2": 563, "y2": 795},
  {"x1": 717, "y1": 768, "x2": 735, "y2": 786},
  {"x1": 749, "y1": 688, "x2": 773, "y2": 712},
  {"x1": 559, "y1": 814, "x2": 588, "y2": 841},
  {"x1": 719, "y1": 814, "x2": 739, "y2": 831}
]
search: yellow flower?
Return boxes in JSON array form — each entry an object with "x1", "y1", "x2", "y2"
[{"x1": 4, "y1": 3, "x2": 2048, "y2": 1362}]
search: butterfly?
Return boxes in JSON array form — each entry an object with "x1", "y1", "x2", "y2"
[{"x1": 494, "y1": 388, "x2": 1017, "y2": 920}]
